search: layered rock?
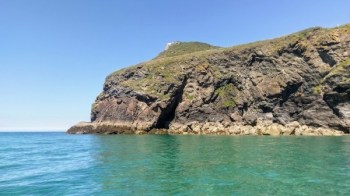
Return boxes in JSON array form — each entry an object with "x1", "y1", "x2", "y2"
[{"x1": 68, "y1": 24, "x2": 350, "y2": 135}]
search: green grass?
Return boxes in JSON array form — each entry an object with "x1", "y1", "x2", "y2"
[
  {"x1": 313, "y1": 57, "x2": 350, "y2": 94},
  {"x1": 312, "y1": 85, "x2": 323, "y2": 94},
  {"x1": 156, "y1": 42, "x2": 219, "y2": 58},
  {"x1": 117, "y1": 57, "x2": 187, "y2": 100},
  {"x1": 331, "y1": 58, "x2": 350, "y2": 73},
  {"x1": 215, "y1": 83, "x2": 237, "y2": 108},
  {"x1": 322, "y1": 58, "x2": 350, "y2": 81},
  {"x1": 105, "y1": 24, "x2": 350, "y2": 100},
  {"x1": 111, "y1": 23, "x2": 350, "y2": 79},
  {"x1": 222, "y1": 100, "x2": 236, "y2": 108},
  {"x1": 184, "y1": 92, "x2": 194, "y2": 101}
]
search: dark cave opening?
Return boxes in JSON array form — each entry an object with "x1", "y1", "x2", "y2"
[
  {"x1": 154, "y1": 95, "x2": 182, "y2": 129},
  {"x1": 154, "y1": 77, "x2": 187, "y2": 129}
]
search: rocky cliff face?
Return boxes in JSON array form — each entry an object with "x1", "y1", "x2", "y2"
[{"x1": 68, "y1": 24, "x2": 350, "y2": 135}]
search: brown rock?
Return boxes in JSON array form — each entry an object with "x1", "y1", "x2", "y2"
[{"x1": 68, "y1": 25, "x2": 350, "y2": 135}]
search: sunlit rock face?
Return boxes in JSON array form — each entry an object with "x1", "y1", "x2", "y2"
[{"x1": 68, "y1": 24, "x2": 350, "y2": 135}]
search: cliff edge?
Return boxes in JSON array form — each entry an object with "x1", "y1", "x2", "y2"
[{"x1": 68, "y1": 24, "x2": 350, "y2": 135}]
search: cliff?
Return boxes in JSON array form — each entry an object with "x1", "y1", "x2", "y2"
[{"x1": 68, "y1": 24, "x2": 350, "y2": 135}]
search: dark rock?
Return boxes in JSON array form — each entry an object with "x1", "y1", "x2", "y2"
[
  {"x1": 68, "y1": 24, "x2": 350, "y2": 134},
  {"x1": 298, "y1": 99, "x2": 348, "y2": 132}
]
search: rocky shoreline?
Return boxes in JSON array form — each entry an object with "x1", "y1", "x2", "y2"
[
  {"x1": 68, "y1": 24, "x2": 350, "y2": 136},
  {"x1": 67, "y1": 121, "x2": 345, "y2": 136}
]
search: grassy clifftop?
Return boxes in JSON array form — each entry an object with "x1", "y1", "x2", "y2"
[
  {"x1": 156, "y1": 42, "x2": 219, "y2": 59},
  {"x1": 107, "y1": 23, "x2": 350, "y2": 100}
]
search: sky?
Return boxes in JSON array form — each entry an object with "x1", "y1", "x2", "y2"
[{"x1": 1, "y1": 0, "x2": 349, "y2": 131}]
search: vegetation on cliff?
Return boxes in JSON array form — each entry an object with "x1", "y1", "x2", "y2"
[
  {"x1": 69, "y1": 23, "x2": 350, "y2": 135},
  {"x1": 156, "y1": 42, "x2": 219, "y2": 59}
]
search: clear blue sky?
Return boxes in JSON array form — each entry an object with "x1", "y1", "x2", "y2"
[{"x1": 1, "y1": 0, "x2": 349, "y2": 131}]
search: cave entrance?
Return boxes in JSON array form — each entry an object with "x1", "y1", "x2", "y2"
[
  {"x1": 154, "y1": 96, "x2": 181, "y2": 129},
  {"x1": 154, "y1": 77, "x2": 187, "y2": 129}
]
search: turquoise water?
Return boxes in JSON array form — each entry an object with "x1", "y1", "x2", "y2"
[{"x1": 0, "y1": 133, "x2": 349, "y2": 195}]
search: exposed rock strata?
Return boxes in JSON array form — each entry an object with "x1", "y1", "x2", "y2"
[
  {"x1": 68, "y1": 25, "x2": 350, "y2": 135},
  {"x1": 67, "y1": 121, "x2": 343, "y2": 136}
]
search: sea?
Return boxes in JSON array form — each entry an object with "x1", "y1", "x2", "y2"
[{"x1": 0, "y1": 132, "x2": 349, "y2": 195}]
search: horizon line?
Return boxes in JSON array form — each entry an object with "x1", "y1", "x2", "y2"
[{"x1": 0, "y1": 128, "x2": 66, "y2": 132}]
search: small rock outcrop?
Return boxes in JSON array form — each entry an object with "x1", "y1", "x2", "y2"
[{"x1": 68, "y1": 24, "x2": 350, "y2": 135}]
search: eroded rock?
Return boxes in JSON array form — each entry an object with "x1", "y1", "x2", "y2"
[{"x1": 68, "y1": 24, "x2": 350, "y2": 135}]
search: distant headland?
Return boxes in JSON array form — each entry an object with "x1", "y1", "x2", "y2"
[{"x1": 68, "y1": 24, "x2": 350, "y2": 136}]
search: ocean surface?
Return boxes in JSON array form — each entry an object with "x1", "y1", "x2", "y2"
[{"x1": 0, "y1": 133, "x2": 350, "y2": 195}]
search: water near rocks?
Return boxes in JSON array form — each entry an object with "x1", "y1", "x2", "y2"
[{"x1": 1, "y1": 133, "x2": 350, "y2": 195}]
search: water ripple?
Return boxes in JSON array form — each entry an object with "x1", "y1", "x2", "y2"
[{"x1": 0, "y1": 133, "x2": 349, "y2": 195}]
